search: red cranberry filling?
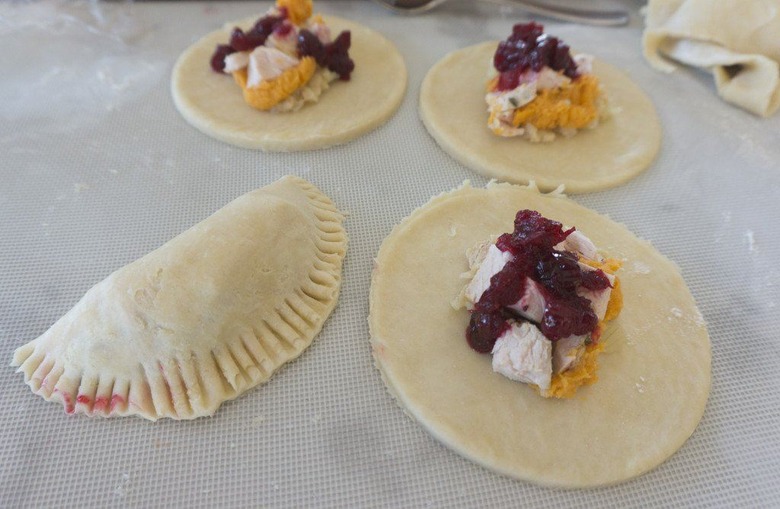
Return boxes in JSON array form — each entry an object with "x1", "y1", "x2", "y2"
[
  {"x1": 492, "y1": 22, "x2": 579, "y2": 92},
  {"x1": 210, "y1": 44, "x2": 236, "y2": 73},
  {"x1": 274, "y1": 21, "x2": 295, "y2": 38},
  {"x1": 209, "y1": 11, "x2": 288, "y2": 72},
  {"x1": 209, "y1": 10, "x2": 355, "y2": 81},
  {"x1": 229, "y1": 27, "x2": 266, "y2": 52},
  {"x1": 467, "y1": 311, "x2": 511, "y2": 353},
  {"x1": 297, "y1": 30, "x2": 355, "y2": 80},
  {"x1": 465, "y1": 210, "x2": 611, "y2": 352}
]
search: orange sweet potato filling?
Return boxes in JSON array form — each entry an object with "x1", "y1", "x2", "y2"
[
  {"x1": 511, "y1": 75, "x2": 601, "y2": 130},
  {"x1": 232, "y1": 56, "x2": 316, "y2": 111},
  {"x1": 546, "y1": 341, "x2": 605, "y2": 398},
  {"x1": 276, "y1": 0, "x2": 312, "y2": 25},
  {"x1": 545, "y1": 257, "x2": 623, "y2": 399}
]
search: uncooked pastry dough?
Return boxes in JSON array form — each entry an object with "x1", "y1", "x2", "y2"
[
  {"x1": 172, "y1": 15, "x2": 407, "y2": 151},
  {"x1": 643, "y1": 0, "x2": 780, "y2": 117},
  {"x1": 12, "y1": 176, "x2": 347, "y2": 421},
  {"x1": 369, "y1": 182, "x2": 710, "y2": 487},
  {"x1": 419, "y1": 42, "x2": 662, "y2": 194}
]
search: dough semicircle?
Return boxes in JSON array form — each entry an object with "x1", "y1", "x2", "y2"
[{"x1": 12, "y1": 176, "x2": 347, "y2": 421}]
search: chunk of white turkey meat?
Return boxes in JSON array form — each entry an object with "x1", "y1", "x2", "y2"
[
  {"x1": 462, "y1": 244, "x2": 558, "y2": 324},
  {"x1": 507, "y1": 278, "x2": 546, "y2": 323},
  {"x1": 463, "y1": 244, "x2": 512, "y2": 308},
  {"x1": 491, "y1": 321, "x2": 552, "y2": 391},
  {"x1": 555, "y1": 230, "x2": 599, "y2": 260},
  {"x1": 246, "y1": 46, "x2": 299, "y2": 88},
  {"x1": 552, "y1": 334, "x2": 588, "y2": 374},
  {"x1": 223, "y1": 51, "x2": 250, "y2": 73}
]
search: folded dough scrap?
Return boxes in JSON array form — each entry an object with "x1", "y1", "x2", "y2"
[
  {"x1": 11, "y1": 176, "x2": 347, "y2": 421},
  {"x1": 643, "y1": 0, "x2": 780, "y2": 116}
]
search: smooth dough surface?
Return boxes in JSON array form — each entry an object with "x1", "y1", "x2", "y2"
[
  {"x1": 419, "y1": 42, "x2": 662, "y2": 193},
  {"x1": 13, "y1": 176, "x2": 347, "y2": 421},
  {"x1": 172, "y1": 15, "x2": 407, "y2": 151},
  {"x1": 369, "y1": 182, "x2": 710, "y2": 487}
]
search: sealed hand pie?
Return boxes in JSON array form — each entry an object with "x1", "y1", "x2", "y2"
[
  {"x1": 12, "y1": 176, "x2": 347, "y2": 421},
  {"x1": 419, "y1": 24, "x2": 662, "y2": 193},
  {"x1": 369, "y1": 181, "x2": 710, "y2": 487}
]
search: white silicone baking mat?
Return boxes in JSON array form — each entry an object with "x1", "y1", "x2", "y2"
[{"x1": 1, "y1": 1, "x2": 779, "y2": 507}]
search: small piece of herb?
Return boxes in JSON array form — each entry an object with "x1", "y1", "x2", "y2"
[{"x1": 509, "y1": 97, "x2": 519, "y2": 107}]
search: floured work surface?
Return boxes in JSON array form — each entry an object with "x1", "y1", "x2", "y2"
[{"x1": 1, "y1": 1, "x2": 779, "y2": 507}]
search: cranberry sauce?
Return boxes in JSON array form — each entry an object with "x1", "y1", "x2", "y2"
[
  {"x1": 210, "y1": 44, "x2": 236, "y2": 73},
  {"x1": 297, "y1": 30, "x2": 355, "y2": 80},
  {"x1": 492, "y1": 22, "x2": 579, "y2": 91},
  {"x1": 465, "y1": 210, "x2": 611, "y2": 352},
  {"x1": 209, "y1": 11, "x2": 289, "y2": 72}
]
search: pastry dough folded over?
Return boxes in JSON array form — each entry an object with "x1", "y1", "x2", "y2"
[
  {"x1": 11, "y1": 176, "x2": 347, "y2": 421},
  {"x1": 643, "y1": 0, "x2": 780, "y2": 117}
]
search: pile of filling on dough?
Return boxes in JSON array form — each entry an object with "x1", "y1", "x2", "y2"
[
  {"x1": 486, "y1": 22, "x2": 608, "y2": 142},
  {"x1": 455, "y1": 210, "x2": 623, "y2": 398},
  {"x1": 210, "y1": 0, "x2": 355, "y2": 112}
]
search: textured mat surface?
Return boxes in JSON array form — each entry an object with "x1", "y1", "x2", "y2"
[{"x1": 1, "y1": 1, "x2": 779, "y2": 507}]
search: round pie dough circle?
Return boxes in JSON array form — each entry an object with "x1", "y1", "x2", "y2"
[
  {"x1": 172, "y1": 15, "x2": 407, "y2": 151},
  {"x1": 419, "y1": 42, "x2": 662, "y2": 193},
  {"x1": 369, "y1": 183, "x2": 710, "y2": 487}
]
